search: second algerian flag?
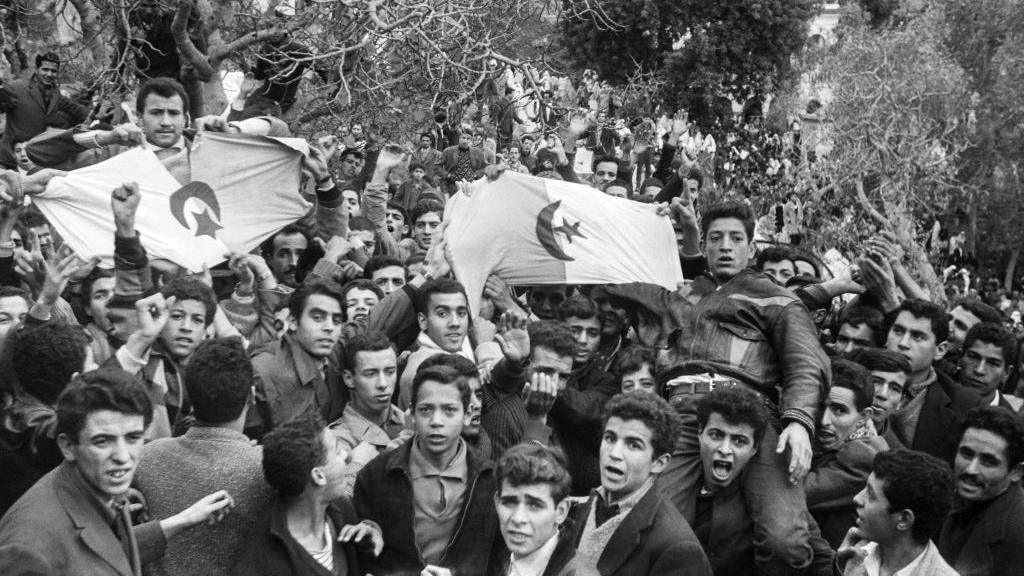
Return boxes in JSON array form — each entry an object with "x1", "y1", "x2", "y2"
[{"x1": 445, "y1": 171, "x2": 683, "y2": 310}]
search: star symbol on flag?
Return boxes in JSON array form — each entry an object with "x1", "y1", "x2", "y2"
[
  {"x1": 553, "y1": 219, "x2": 586, "y2": 243},
  {"x1": 192, "y1": 208, "x2": 222, "y2": 239}
]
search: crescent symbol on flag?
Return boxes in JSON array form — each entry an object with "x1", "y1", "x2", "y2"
[
  {"x1": 536, "y1": 200, "x2": 574, "y2": 261},
  {"x1": 169, "y1": 181, "x2": 221, "y2": 230}
]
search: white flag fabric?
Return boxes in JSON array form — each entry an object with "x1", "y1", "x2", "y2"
[
  {"x1": 445, "y1": 171, "x2": 683, "y2": 311},
  {"x1": 33, "y1": 132, "x2": 312, "y2": 271}
]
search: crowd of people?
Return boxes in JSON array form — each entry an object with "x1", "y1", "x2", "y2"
[{"x1": 0, "y1": 49, "x2": 1021, "y2": 576}]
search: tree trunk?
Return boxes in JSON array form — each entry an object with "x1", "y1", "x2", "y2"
[{"x1": 1005, "y1": 248, "x2": 1020, "y2": 292}]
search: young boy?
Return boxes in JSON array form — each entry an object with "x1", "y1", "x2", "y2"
[
  {"x1": 567, "y1": 391, "x2": 712, "y2": 576},
  {"x1": 354, "y1": 365, "x2": 501, "y2": 575}
]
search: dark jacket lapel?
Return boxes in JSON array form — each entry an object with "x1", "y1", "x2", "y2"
[
  {"x1": 597, "y1": 488, "x2": 660, "y2": 575},
  {"x1": 55, "y1": 463, "x2": 134, "y2": 576}
]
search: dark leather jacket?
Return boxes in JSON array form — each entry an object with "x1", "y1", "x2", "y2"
[{"x1": 607, "y1": 270, "x2": 830, "y2": 433}]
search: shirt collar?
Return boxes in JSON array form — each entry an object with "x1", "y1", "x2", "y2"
[
  {"x1": 862, "y1": 541, "x2": 932, "y2": 576},
  {"x1": 509, "y1": 531, "x2": 561, "y2": 576},
  {"x1": 408, "y1": 435, "x2": 467, "y2": 482},
  {"x1": 595, "y1": 476, "x2": 654, "y2": 512},
  {"x1": 144, "y1": 136, "x2": 186, "y2": 153},
  {"x1": 990, "y1": 391, "x2": 1002, "y2": 407}
]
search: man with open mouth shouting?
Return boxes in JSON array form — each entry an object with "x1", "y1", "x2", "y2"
[{"x1": 690, "y1": 386, "x2": 834, "y2": 575}]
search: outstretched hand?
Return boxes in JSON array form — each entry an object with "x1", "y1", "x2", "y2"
[{"x1": 494, "y1": 311, "x2": 530, "y2": 364}]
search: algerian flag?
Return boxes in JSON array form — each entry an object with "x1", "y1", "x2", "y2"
[
  {"x1": 33, "y1": 132, "x2": 312, "y2": 271},
  {"x1": 445, "y1": 171, "x2": 683, "y2": 310}
]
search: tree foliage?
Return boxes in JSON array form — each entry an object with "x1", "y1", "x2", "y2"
[
  {"x1": 559, "y1": 0, "x2": 817, "y2": 126},
  {"x1": 811, "y1": 6, "x2": 970, "y2": 302}
]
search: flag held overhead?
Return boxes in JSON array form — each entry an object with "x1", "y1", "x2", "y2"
[{"x1": 445, "y1": 171, "x2": 684, "y2": 312}]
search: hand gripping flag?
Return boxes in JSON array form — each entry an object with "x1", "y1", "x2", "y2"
[
  {"x1": 32, "y1": 132, "x2": 312, "y2": 271},
  {"x1": 445, "y1": 171, "x2": 684, "y2": 311}
]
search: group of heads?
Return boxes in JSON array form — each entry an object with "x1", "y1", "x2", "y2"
[{"x1": 833, "y1": 297, "x2": 1014, "y2": 427}]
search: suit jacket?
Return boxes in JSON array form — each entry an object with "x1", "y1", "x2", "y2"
[
  {"x1": 911, "y1": 367, "x2": 981, "y2": 463},
  {"x1": 807, "y1": 434, "x2": 889, "y2": 548},
  {"x1": 568, "y1": 486, "x2": 712, "y2": 576},
  {"x1": 0, "y1": 461, "x2": 166, "y2": 576},
  {"x1": 0, "y1": 76, "x2": 88, "y2": 168},
  {"x1": 938, "y1": 483, "x2": 1024, "y2": 576}
]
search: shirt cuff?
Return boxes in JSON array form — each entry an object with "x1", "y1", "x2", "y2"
[
  {"x1": 115, "y1": 344, "x2": 150, "y2": 375},
  {"x1": 73, "y1": 130, "x2": 103, "y2": 149}
]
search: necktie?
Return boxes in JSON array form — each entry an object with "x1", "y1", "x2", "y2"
[
  {"x1": 112, "y1": 501, "x2": 142, "y2": 576},
  {"x1": 594, "y1": 495, "x2": 620, "y2": 528}
]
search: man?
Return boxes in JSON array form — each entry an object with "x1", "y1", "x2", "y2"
[
  {"x1": 604, "y1": 179, "x2": 630, "y2": 198},
  {"x1": 112, "y1": 275, "x2": 219, "y2": 439},
  {"x1": 591, "y1": 154, "x2": 620, "y2": 192},
  {"x1": 340, "y1": 278, "x2": 382, "y2": 324},
  {"x1": 385, "y1": 203, "x2": 410, "y2": 246},
  {"x1": 836, "y1": 450, "x2": 957, "y2": 576},
  {"x1": 807, "y1": 359, "x2": 889, "y2": 548},
  {"x1": 886, "y1": 298, "x2": 981, "y2": 462},
  {"x1": 329, "y1": 330, "x2": 409, "y2": 496},
  {"x1": 133, "y1": 337, "x2": 274, "y2": 576},
  {"x1": 248, "y1": 280, "x2": 348, "y2": 440},
  {"x1": 79, "y1": 269, "x2": 117, "y2": 364},
  {"x1": 263, "y1": 225, "x2": 309, "y2": 290},
  {"x1": 440, "y1": 129, "x2": 487, "y2": 195},
  {"x1": 566, "y1": 391, "x2": 712, "y2": 576},
  {"x1": 846, "y1": 348, "x2": 911, "y2": 445},
  {"x1": 364, "y1": 254, "x2": 406, "y2": 296},
  {"x1": 958, "y1": 322, "x2": 1021, "y2": 411},
  {"x1": 0, "y1": 369, "x2": 235, "y2": 576},
  {"x1": 938, "y1": 406, "x2": 1024, "y2": 576},
  {"x1": 834, "y1": 306, "x2": 886, "y2": 355},
  {"x1": 556, "y1": 295, "x2": 620, "y2": 494},
  {"x1": 491, "y1": 443, "x2": 576, "y2": 576},
  {"x1": 606, "y1": 201, "x2": 829, "y2": 576},
  {"x1": 948, "y1": 299, "x2": 1003, "y2": 359},
  {"x1": 399, "y1": 199, "x2": 444, "y2": 260},
  {"x1": 483, "y1": 318, "x2": 576, "y2": 459},
  {"x1": 755, "y1": 246, "x2": 797, "y2": 287},
  {"x1": 614, "y1": 345, "x2": 659, "y2": 395},
  {"x1": 354, "y1": 365, "x2": 501, "y2": 575},
  {"x1": 0, "y1": 52, "x2": 88, "y2": 169},
  {"x1": 232, "y1": 414, "x2": 382, "y2": 575},
  {"x1": 0, "y1": 285, "x2": 30, "y2": 351},
  {"x1": 1, "y1": 322, "x2": 94, "y2": 515},
  {"x1": 397, "y1": 277, "x2": 498, "y2": 409},
  {"x1": 335, "y1": 148, "x2": 365, "y2": 191},
  {"x1": 412, "y1": 132, "x2": 444, "y2": 183},
  {"x1": 692, "y1": 387, "x2": 834, "y2": 575},
  {"x1": 527, "y1": 284, "x2": 568, "y2": 321},
  {"x1": 27, "y1": 78, "x2": 285, "y2": 184}
]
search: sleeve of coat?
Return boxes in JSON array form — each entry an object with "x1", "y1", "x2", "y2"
[
  {"x1": 651, "y1": 540, "x2": 713, "y2": 576},
  {"x1": 771, "y1": 302, "x2": 831, "y2": 434},
  {"x1": 805, "y1": 440, "x2": 886, "y2": 511},
  {"x1": 0, "y1": 544, "x2": 53, "y2": 576}
]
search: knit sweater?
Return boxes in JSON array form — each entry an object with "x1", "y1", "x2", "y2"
[{"x1": 132, "y1": 426, "x2": 274, "y2": 576}]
